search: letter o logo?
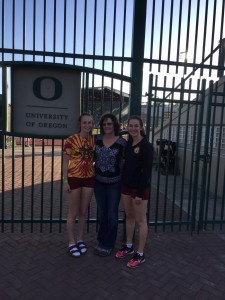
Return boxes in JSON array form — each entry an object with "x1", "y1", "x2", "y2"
[{"x1": 33, "y1": 76, "x2": 62, "y2": 101}]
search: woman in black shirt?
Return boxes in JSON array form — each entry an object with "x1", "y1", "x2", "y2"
[{"x1": 115, "y1": 116, "x2": 153, "y2": 268}]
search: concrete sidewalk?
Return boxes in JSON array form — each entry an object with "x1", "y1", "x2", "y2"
[{"x1": 1, "y1": 225, "x2": 225, "y2": 300}]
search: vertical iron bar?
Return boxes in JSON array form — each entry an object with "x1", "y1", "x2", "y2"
[
  {"x1": 110, "y1": 0, "x2": 117, "y2": 113},
  {"x1": 1, "y1": 0, "x2": 4, "y2": 62},
  {"x1": 73, "y1": 0, "x2": 77, "y2": 66},
  {"x1": 1, "y1": 65, "x2": 7, "y2": 232},
  {"x1": 187, "y1": 79, "x2": 201, "y2": 231},
  {"x1": 84, "y1": 73, "x2": 89, "y2": 112},
  {"x1": 12, "y1": 0, "x2": 15, "y2": 61},
  {"x1": 23, "y1": 0, "x2": 25, "y2": 61},
  {"x1": 91, "y1": 0, "x2": 97, "y2": 116},
  {"x1": 11, "y1": 133, "x2": 15, "y2": 232},
  {"x1": 98, "y1": 0, "x2": 107, "y2": 116},
  {"x1": 166, "y1": 0, "x2": 174, "y2": 73},
  {"x1": 179, "y1": 79, "x2": 191, "y2": 230},
  {"x1": 204, "y1": 82, "x2": 217, "y2": 229},
  {"x1": 63, "y1": 0, "x2": 67, "y2": 65},
  {"x1": 200, "y1": 0, "x2": 208, "y2": 76},
  {"x1": 179, "y1": 80, "x2": 191, "y2": 230},
  {"x1": 50, "y1": 141, "x2": 54, "y2": 232},
  {"x1": 171, "y1": 79, "x2": 184, "y2": 230},
  {"x1": 198, "y1": 80, "x2": 213, "y2": 231},
  {"x1": 175, "y1": 0, "x2": 183, "y2": 73},
  {"x1": 149, "y1": 0, "x2": 155, "y2": 72},
  {"x1": 146, "y1": 74, "x2": 153, "y2": 140},
  {"x1": 33, "y1": 0, "x2": 36, "y2": 62},
  {"x1": 43, "y1": 0, "x2": 47, "y2": 62},
  {"x1": 119, "y1": 0, "x2": 127, "y2": 122},
  {"x1": 83, "y1": 0, "x2": 87, "y2": 68},
  {"x1": 184, "y1": 0, "x2": 191, "y2": 75},
  {"x1": 161, "y1": 77, "x2": 170, "y2": 231},
  {"x1": 53, "y1": 0, "x2": 57, "y2": 63},
  {"x1": 146, "y1": 74, "x2": 153, "y2": 226},
  {"x1": 59, "y1": 141, "x2": 64, "y2": 232},
  {"x1": 193, "y1": 0, "x2": 200, "y2": 73},
  {"x1": 31, "y1": 138, "x2": 35, "y2": 232},
  {"x1": 40, "y1": 139, "x2": 45, "y2": 232},
  {"x1": 158, "y1": 0, "x2": 164, "y2": 73},
  {"x1": 212, "y1": 83, "x2": 225, "y2": 229},
  {"x1": 21, "y1": 139, "x2": 25, "y2": 232},
  {"x1": 217, "y1": 0, "x2": 225, "y2": 77},
  {"x1": 167, "y1": 96, "x2": 175, "y2": 230},
  {"x1": 220, "y1": 167, "x2": 225, "y2": 230},
  {"x1": 154, "y1": 76, "x2": 161, "y2": 232},
  {"x1": 191, "y1": 79, "x2": 206, "y2": 232},
  {"x1": 209, "y1": 0, "x2": 217, "y2": 77}
]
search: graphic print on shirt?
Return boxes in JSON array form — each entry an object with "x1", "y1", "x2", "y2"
[
  {"x1": 134, "y1": 146, "x2": 140, "y2": 154},
  {"x1": 95, "y1": 146, "x2": 119, "y2": 173}
]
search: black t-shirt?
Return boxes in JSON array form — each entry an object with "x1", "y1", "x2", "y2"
[{"x1": 122, "y1": 138, "x2": 153, "y2": 198}]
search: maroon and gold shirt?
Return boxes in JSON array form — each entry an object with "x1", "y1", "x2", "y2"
[{"x1": 63, "y1": 134, "x2": 95, "y2": 178}]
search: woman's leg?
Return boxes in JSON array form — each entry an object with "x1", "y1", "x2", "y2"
[
  {"x1": 77, "y1": 187, "x2": 93, "y2": 241},
  {"x1": 104, "y1": 182, "x2": 121, "y2": 249},
  {"x1": 121, "y1": 194, "x2": 135, "y2": 244},
  {"x1": 132, "y1": 199, "x2": 148, "y2": 253},
  {"x1": 66, "y1": 188, "x2": 81, "y2": 244},
  {"x1": 94, "y1": 181, "x2": 107, "y2": 246}
]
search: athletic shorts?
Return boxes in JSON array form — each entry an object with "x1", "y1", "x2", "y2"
[
  {"x1": 68, "y1": 177, "x2": 95, "y2": 190},
  {"x1": 121, "y1": 184, "x2": 150, "y2": 200}
]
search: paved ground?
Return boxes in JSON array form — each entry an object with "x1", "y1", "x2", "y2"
[
  {"x1": 1, "y1": 225, "x2": 225, "y2": 300},
  {"x1": 1, "y1": 146, "x2": 225, "y2": 299}
]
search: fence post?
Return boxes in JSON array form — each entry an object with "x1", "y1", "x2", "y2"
[
  {"x1": 129, "y1": 0, "x2": 147, "y2": 116},
  {"x1": 191, "y1": 79, "x2": 206, "y2": 232},
  {"x1": 218, "y1": 38, "x2": 225, "y2": 78}
]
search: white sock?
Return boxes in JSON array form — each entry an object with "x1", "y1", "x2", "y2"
[
  {"x1": 137, "y1": 251, "x2": 143, "y2": 256},
  {"x1": 126, "y1": 243, "x2": 133, "y2": 248},
  {"x1": 77, "y1": 240, "x2": 84, "y2": 244}
]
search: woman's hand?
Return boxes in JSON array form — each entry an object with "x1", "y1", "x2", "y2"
[{"x1": 63, "y1": 182, "x2": 71, "y2": 193}]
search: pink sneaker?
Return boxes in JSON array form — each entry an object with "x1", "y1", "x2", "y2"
[
  {"x1": 127, "y1": 253, "x2": 145, "y2": 268},
  {"x1": 115, "y1": 245, "x2": 134, "y2": 259}
]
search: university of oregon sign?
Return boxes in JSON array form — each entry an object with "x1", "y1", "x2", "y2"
[{"x1": 12, "y1": 65, "x2": 81, "y2": 137}]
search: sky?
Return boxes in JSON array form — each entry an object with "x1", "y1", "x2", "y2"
[{"x1": 0, "y1": 0, "x2": 225, "y2": 101}]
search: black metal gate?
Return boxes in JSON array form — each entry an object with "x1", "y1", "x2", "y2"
[{"x1": 1, "y1": 0, "x2": 225, "y2": 232}]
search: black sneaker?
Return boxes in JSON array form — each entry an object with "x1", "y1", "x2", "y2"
[
  {"x1": 115, "y1": 245, "x2": 134, "y2": 258},
  {"x1": 127, "y1": 253, "x2": 145, "y2": 268}
]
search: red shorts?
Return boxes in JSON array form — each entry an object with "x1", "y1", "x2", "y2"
[
  {"x1": 121, "y1": 184, "x2": 150, "y2": 200},
  {"x1": 68, "y1": 177, "x2": 95, "y2": 190}
]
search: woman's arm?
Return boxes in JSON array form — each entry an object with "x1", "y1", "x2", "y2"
[
  {"x1": 63, "y1": 153, "x2": 71, "y2": 193},
  {"x1": 136, "y1": 141, "x2": 153, "y2": 198}
]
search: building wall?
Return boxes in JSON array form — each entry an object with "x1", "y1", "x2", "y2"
[{"x1": 153, "y1": 77, "x2": 225, "y2": 197}]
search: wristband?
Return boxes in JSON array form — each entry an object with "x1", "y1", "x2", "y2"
[{"x1": 63, "y1": 179, "x2": 68, "y2": 183}]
